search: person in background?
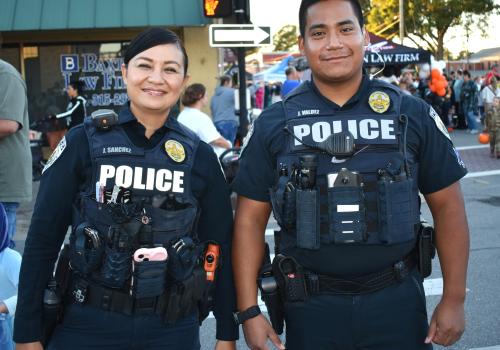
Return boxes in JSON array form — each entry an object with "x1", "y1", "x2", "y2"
[
  {"x1": 0, "y1": 202, "x2": 21, "y2": 350},
  {"x1": 0, "y1": 58, "x2": 32, "y2": 249},
  {"x1": 461, "y1": 70, "x2": 479, "y2": 134},
  {"x1": 178, "y1": 83, "x2": 231, "y2": 157},
  {"x1": 281, "y1": 67, "x2": 301, "y2": 98},
  {"x1": 211, "y1": 75, "x2": 239, "y2": 144},
  {"x1": 51, "y1": 80, "x2": 87, "y2": 130},
  {"x1": 453, "y1": 70, "x2": 466, "y2": 129}
]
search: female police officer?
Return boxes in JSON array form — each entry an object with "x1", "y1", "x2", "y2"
[{"x1": 14, "y1": 28, "x2": 238, "y2": 350}]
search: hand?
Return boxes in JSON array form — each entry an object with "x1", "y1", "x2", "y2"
[
  {"x1": 242, "y1": 314, "x2": 285, "y2": 350},
  {"x1": 16, "y1": 342, "x2": 43, "y2": 350},
  {"x1": 215, "y1": 340, "x2": 236, "y2": 350},
  {"x1": 425, "y1": 297, "x2": 465, "y2": 346},
  {"x1": 0, "y1": 301, "x2": 7, "y2": 313}
]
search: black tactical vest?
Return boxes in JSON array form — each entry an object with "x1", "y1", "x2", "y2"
[
  {"x1": 70, "y1": 112, "x2": 200, "y2": 291},
  {"x1": 270, "y1": 80, "x2": 420, "y2": 257}
]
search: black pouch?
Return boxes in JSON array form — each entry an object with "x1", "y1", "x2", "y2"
[
  {"x1": 163, "y1": 266, "x2": 207, "y2": 324},
  {"x1": 377, "y1": 178, "x2": 415, "y2": 244},
  {"x1": 99, "y1": 246, "x2": 132, "y2": 289},
  {"x1": 272, "y1": 255, "x2": 307, "y2": 302},
  {"x1": 328, "y1": 187, "x2": 366, "y2": 243},
  {"x1": 167, "y1": 237, "x2": 204, "y2": 282},
  {"x1": 296, "y1": 189, "x2": 320, "y2": 250},
  {"x1": 282, "y1": 188, "x2": 296, "y2": 230},
  {"x1": 131, "y1": 260, "x2": 168, "y2": 298}
]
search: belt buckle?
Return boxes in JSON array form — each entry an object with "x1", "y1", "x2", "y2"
[
  {"x1": 134, "y1": 297, "x2": 157, "y2": 315},
  {"x1": 393, "y1": 261, "x2": 409, "y2": 282}
]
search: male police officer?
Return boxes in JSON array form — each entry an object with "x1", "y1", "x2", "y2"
[{"x1": 232, "y1": 1, "x2": 470, "y2": 349}]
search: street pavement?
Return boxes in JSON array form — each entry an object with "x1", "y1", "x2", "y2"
[{"x1": 12, "y1": 129, "x2": 500, "y2": 349}]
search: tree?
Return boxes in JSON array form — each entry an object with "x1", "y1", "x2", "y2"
[
  {"x1": 366, "y1": 0, "x2": 499, "y2": 59},
  {"x1": 273, "y1": 25, "x2": 298, "y2": 52}
]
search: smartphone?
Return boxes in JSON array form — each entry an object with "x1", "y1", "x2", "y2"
[{"x1": 133, "y1": 247, "x2": 168, "y2": 262}]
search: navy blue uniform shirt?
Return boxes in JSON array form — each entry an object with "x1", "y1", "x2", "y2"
[
  {"x1": 14, "y1": 106, "x2": 238, "y2": 343},
  {"x1": 233, "y1": 75, "x2": 467, "y2": 276}
]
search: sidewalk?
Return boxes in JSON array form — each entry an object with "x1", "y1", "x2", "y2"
[{"x1": 12, "y1": 128, "x2": 497, "y2": 255}]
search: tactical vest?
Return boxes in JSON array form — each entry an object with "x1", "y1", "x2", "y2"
[
  {"x1": 270, "y1": 80, "x2": 420, "y2": 256},
  {"x1": 70, "y1": 114, "x2": 201, "y2": 293}
]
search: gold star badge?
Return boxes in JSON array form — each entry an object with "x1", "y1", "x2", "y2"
[
  {"x1": 368, "y1": 91, "x2": 391, "y2": 114},
  {"x1": 164, "y1": 140, "x2": 185, "y2": 163}
]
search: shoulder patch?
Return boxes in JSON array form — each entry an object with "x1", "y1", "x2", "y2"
[
  {"x1": 239, "y1": 121, "x2": 255, "y2": 157},
  {"x1": 42, "y1": 136, "x2": 67, "y2": 174},
  {"x1": 429, "y1": 106, "x2": 451, "y2": 141}
]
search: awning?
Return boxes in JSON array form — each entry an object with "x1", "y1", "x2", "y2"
[
  {"x1": 0, "y1": 0, "x2": 208, "y2": 32},
  {"x1": 364, "y1": 32, "x2": 431, "y2": 66}
]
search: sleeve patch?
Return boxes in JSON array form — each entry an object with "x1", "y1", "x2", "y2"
[
  {"x1": 429, "y1": 106, "x2": 451, "y2": 141},
  {"x1": 453, "y1": 147, "x2": 467, "y2": 169},
  {"x1": 239, "y1": 121, "x2": 255, "y2": 157},
  {"x1": 42, "y1": 136, "x2": 67, "y2": 174}
]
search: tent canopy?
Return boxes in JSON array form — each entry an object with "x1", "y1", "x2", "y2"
[
  {"x1": 253, "y1": 55, "x2": 295, "y2": 82},
  {"x1": 364, "y1": 33, "x2": 431, "y2": 66}
]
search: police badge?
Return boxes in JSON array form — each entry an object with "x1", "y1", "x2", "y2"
[
  {"x1": 368, "y1": 91, "x2": 391, "y2": 114},
  {"x1": 164, "y1": 140, "x2": 186, "y2": 162}
]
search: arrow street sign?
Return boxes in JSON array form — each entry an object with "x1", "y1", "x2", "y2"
[{"x1": 209, "y1": 24, "x2": 272, "y2": 47}]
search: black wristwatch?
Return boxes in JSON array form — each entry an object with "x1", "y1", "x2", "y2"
[{"x1": 233, "y1": 305, "x2": 261, "y2": 325}]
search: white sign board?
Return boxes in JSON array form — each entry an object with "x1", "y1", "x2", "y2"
[{"x1": 209, "y1": 24, "x2": 272, "y2": 47}]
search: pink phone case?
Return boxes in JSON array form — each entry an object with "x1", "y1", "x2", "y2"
[{"x1": 133, "y1": 247, "x2": 168, "y2": 262}]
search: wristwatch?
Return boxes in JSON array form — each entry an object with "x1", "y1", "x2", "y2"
[{"x1": 233, "y1": 305, "x2": 261, "y2": 325}]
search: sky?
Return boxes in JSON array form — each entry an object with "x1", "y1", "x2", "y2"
[{"x1": 249, "y1": 0, "x2": 500, "y2": 56}]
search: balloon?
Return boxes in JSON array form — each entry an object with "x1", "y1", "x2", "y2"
[
  {"x1": 478, "y1": 132, "x2": 490, "y2": 144},
  {"x1": 434, "y1": 80, "x2": 445, "y2": 90},
  {"x1": 437, "y1": 88, "x2": 446, "y2": 96},
  {"x1": 429, "y1": 83, "x2": 437, "y2": 93}
]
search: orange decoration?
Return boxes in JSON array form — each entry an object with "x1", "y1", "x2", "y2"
[{"x1": 478, "y1": 132, "x2": 490, "y2": 144}]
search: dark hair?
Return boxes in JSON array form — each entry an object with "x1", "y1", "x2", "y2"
[
  {"x1": 68, "y1": 80, "x2": 84, "y2": 94},
  {"x1": 285, "y1": 67, "x2": 296, "y2": 76},
  {"x1": 124, "y1": 27, "x2": 189, "y2": 75},
  {"x1": 299, "y1": 0, "x2": 364, "y2": 37},
  {"x1": 463, "y1": 70, "x2": 471, "y2": 78},
  {"x1": 219, "y1": 75, "x2": 231, "y2": 86},
  {"x1": 181, "y1": 83, "x2": 206, "y2": 106}
]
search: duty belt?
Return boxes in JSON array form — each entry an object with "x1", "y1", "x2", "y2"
[
  {"x1": 67, "y1": 277, "x2": 168, "y2": 316},
  {"x1": 305, "y1": 252, "x2": 417, "y2": 296}
]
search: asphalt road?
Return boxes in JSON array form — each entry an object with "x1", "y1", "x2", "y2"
[{"x1": 13, "y1": 129, "x2": 500, "y2": 350}]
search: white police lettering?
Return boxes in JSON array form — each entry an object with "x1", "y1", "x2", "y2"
[
  {"x1": 98, "y1": 165, "x2": 185, "y2": 193},
  {"x1": 298, "y1": 109, "x2": 320, "y2": 117},
  {"x1": 102, "y1": 146, "x2": 132, "y2": 154},
  {"x1": 293, "y1": 119, "x2": 396, "y2": 145}
]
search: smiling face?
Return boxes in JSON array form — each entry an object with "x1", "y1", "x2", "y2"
[
  {"x1": 299, "y1": 0, "x2": 369, "y2": 85},
  {"x1": 121, "y1": 44, "x2": 189, "y2": 116}
]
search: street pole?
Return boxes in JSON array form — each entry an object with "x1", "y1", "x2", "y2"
[
  {"x1": 399, "y1": 0, "x2": 404, "y2": 45},
  {"x1": 235, "y1": 0, "x2": 249, "y2": 140}
]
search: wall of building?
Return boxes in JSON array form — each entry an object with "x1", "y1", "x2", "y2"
[{"x1": 183, "y1": 26, "x2": 219, "y2": 115}]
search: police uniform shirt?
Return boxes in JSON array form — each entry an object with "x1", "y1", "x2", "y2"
[
  {"x1": 14, "y1": 106, "x2": 238, "y2": 343},
  {"x1": 232, "y1": 73, "x2": 467, "y2": 277}
]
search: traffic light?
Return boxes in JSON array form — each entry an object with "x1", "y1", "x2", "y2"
[{"x1": 203, "y1": 0, "x2": 233, "y2": 18}]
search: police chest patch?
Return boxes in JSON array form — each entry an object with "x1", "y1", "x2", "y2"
[
  {"x1": 42, "y1": 136, "x2": 67, "y2": 174},
  {"x1": 164, "y1": 140, "x2": 185, "y2": 163},
  {"x1": 368, "y1": 91, "x2": 391, "y2": 113},
  {"x1": 429, "y1": 106, "x2": 451, "y2": 141}
]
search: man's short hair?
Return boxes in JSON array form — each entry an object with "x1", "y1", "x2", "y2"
[
  {"x1": 285, "y1": 67, "x2": 296, "y2": 77},
  {"x1": 299, "y1": 0, "x2": 364, "y2": 37},
  {"x1": 463, "y1": 70, "x2": 471, "y2": 78},
  {"x1": 219, "y1": 75, "x2": 231, "y2": 86}
]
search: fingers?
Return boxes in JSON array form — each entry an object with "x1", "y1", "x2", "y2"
[
  {"x1": 425, "y1": 317, "x2": 464, "y2": 346},
  {"x1": 268, "y1": 330, "x2": 285, "y2": 350},
  {"x1": 425, "y1": 316, "x2": 437, "y2": 344}
]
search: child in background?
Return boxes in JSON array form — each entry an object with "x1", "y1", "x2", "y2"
[{"x1": 0, "y1": 202, "x2": 21, "y2": 350}]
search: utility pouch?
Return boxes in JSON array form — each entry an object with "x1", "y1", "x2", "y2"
[
  {"x1": 296, "y1": 189, "x2": 320, "y2": 250},
  {"x1": 258, "y1": 261, "x2": 285, "y2": 334},
  {"x1": 41, "y1": 279, "x2": 63, "y2": 347},
  {"x1": 69, "y1": 224, "x2": 104, "y2": 275},
  {"x1": 377, "y1": 178, "x2": 415, "y2": 244},
  {"x1": 328, "y1": 186, "x2": 366, "y2": 244},
  {"x1": 417, "y1": 222, "x2": 435, "y2": 278},
  {"x1": 282, "y1": 188, "x2": 296, "y2": 230},
  {"x1": 131, "y1": 260, "x2": 168, "y2": 298},
  {"x1": 163, "y1": 266, "x2": 207, "y2": 325},
  {"x1": 99, "y1": 246, "x2": 132, "y2": 289},
  {"x1": 272, "y1": 255, "x2": 307, "y2": 302}
]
